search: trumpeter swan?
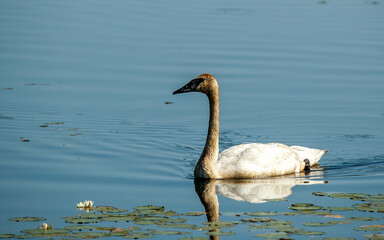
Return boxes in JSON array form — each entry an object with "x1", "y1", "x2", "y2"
[{"x1": 173, "y1": 73, "x2": 327, "y2": 179}]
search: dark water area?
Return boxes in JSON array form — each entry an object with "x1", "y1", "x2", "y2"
[{"x1": 0, "y1": 0, "x2": 383, "y2": 239}]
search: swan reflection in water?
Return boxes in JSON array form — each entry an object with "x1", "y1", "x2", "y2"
[{"x1": 194, "y1": 167, "x2": 325, "y2": 239}]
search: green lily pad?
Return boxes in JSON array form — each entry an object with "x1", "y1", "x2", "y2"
[
  {"x1": 302, "y1": 221, "x2": 335, "y2": 227},
  {"x1": 290, "y1": 203, "x2": 322, "y2": 211},
  {"x1": 0, "y1": 234, "x2": 15, "y2": 238},
  {"x1": 179, "y1": 237, "x2": 210, "y2": 240},
  {"x1": 329, "y1": 193, "x2": 370, "y2": 200},
  {"x1": 347, "y1": 217, "x2": 379, "y2": 221},
  {"x1": 161, "y1": 210, "x2": 179, "y2": 216},
  {"x1": 242, "y1": 217, "x2": 275, "y2": 223},
  {"x1": 321, "y1": 238, "x2": 357, "y2": 240},
  {"x1": 202, "y1": 221, "x2": 236, "y2": 227},
  {"x1": 65, "y1": 217, "x2": 99, "y2": 224},
  {"x1": 355, "y1": 202, "x2": 384, "y2": 212},
  {"x1": 364, "y1": 233, "x2": 384, "y2": 239},
  {"x1": 21, "y1": 228, "x2": 69, "y2": 237},
  {"x1": 9, "y1": 217, "x2": 46, "y2": 222},
  {"x1": 134, "y1": 205, "x2": 164, "y2": 211},
  {"x1": 205, "y1": 231, "x2": 235, "y2": 236},
  {"x1": 354, "y1": 224, "x2": 384, "y2": 231},
  {"x1": 254, "y1": 232, "x2": 290, "y2": 238},
  {"x1": 124, "y1": 232, "x2": 154, "y2": 239},
  {"x1": 159, "y1": 223, "x2": 197, "y2": 229},
  {"x1": 313, "y1": 192, "x2": 330, "y2": 197},
  {"x1": 292, "y1": 229, "x2": 325, "y2": 235},
  {"x1": 64, "y1": 225, "x2": 98, "y2": 231},
  {"x1": 92, "y1": 206, "x2": 128, "y2": 213},
  {"x1": 151, "y1": 230, "x2": 190, "y2": 235},
  {"x1": 324, "y1": 206, "x2": 356, "y2": 211},
  {"x1": 183, "y1": 212, "x2": 205, "y2": 216},
  {"x1": 328, "y1": 220, "x2": 353, "y2": 225},
  {"x1": 102, "y1": 216, "x2": 136, "y2": 222},
  {"x1": 66, "y1": 231, "x2": 108, "y2": 238},
  {"x1": 77, "y1": 213, "x2": 108, "y2": 219},
  {"x1": 246, "y1": 211, "x2": 280, "y2": 216}
]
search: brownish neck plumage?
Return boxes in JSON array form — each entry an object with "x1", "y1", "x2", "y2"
[{"x1": 194, "y1": 89, "x2": 220, "y2": 178}]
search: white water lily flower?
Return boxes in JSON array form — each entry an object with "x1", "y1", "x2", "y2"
[
  {"x1": 77, "y1": 200, "x2": 94, "y2": 208},
  {"x1": 42, "y1": 223, "x2": 48, "y2": 230}
]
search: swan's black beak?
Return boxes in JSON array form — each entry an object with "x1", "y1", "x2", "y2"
[{"x1": 173, "y1": 78, "x2": 204, "y2": 95}]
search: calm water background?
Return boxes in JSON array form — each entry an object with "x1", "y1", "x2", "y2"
[{"x1": 0, "y1": 0, "x2": 383, "y2": 239}]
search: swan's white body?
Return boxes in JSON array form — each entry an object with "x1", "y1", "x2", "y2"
[
  {"x1": 173, "y1": 73, "x2": 327, "y2": 179},
  {"x1": 217, "y1": 143, "x2": 325, "y2": 179}
]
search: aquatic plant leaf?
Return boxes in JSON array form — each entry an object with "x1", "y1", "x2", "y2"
[
  {"x1": 92, "y1": 206, "x2": 128, "y2": 213},
  {"x1": 242, "y1": 217, "x2": 275, "y2": 223},
  {"x1": 64, "y1": 225, "x2": 98, "y2": 231},
  {"x1": 133, "y1": 205, "x2": 164, "y2": 211},
  {"x1": 302, "y1": 221, "x2": 335, "y2": 227},
  {"x1": 102, "y1": 216, "x2": 136, "y2": 222},
  {"x1": 364, "y1": 233, "x2": 384, "y2": 239},
  {"x1": 355, "y1": 202, "x2": 384, "y2": 213},
  {"x1": 292, "y1": 229, "x2": 325, "y2": 235},
  {"x1": 202, "y1": 221, "x2": 236, "y2": 228},
  {"x1": 151, "y1": 230, "x2": 190, "y2": 235},
  {"x1": 328, "y1": 193, "x2": 370, "y2": 200},
  {"x1": 354, "y1": 224, "x2": 384, "y2": 231},
  {"x1": 254, "y1": 232, "x2": 290, "y2": 238},
  {"x1": 289, "y1": 203, "x2": 322, "y2": 211},
  {"x1": 321, "y1": 238, "x2": 356, "y2": 240},
  {"x1": 9, "y1": 217, "x2": 46, "y2": 222},
  {"x1": 205, "y1": 231, "x2": 235, "y2": 236},
  {"x1": 65, "y1": 217, "x2": 99, "y2": 224},
  {"x1": 347, "y1": 217, "x2": 379, "y2": 221},
  {"x1": 324, "y1": 206, "x2": 356, "y2": 211},
  {"x1": 246, "y1": 211, "x2": 280, "y2": 216},
  {"x1": 312, "y1": 192, "x2": 330, "y2": 197},
  {"x1": 21, "y1": 228, "x2": 69, "y2": 237},
  {"x1": 328, "y1": 220, "x2": 353, "y2": 225},
  {"x1": 183, "y1": 212, "x2": 205, "y2": 216},
  {"x1": 0, "y1": 234, "x2": 15, "y2": 238},
  {"x1": 124, "y1": 232, "x2": 154, "y2": 239},
  {"x1": 179, "y1": 237, "x2": 209, "y2": 240},
  {"x1": 158, "y1": 223, "x2": 197, "y2": 229},
  {"x1": 161, "y1": 210, "x2": 179, "y2": 216},
  {"x1": 66, "y1": 231, "x2": 108, "y2": 238},
  {"x1": 77, "y1": 213, "x2": 108, "y2": 219}
]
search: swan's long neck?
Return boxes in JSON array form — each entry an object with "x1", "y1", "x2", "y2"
[{"x1": 195, "y1": 91, "x2": 220, "y2": 178}]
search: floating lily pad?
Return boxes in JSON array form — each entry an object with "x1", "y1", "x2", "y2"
[
  {"x1": 183, "y1": 212, "x2": 205, "y2": 216},
  {"x1": 202, "y1": 221, "x2": 236, "y2": 228},
  {"x1": 313, "y1": 192, "x2": 330, "y2": 197},
  {"x1": 9, "y1": 217, "x2": 46, "y2": 222},
  {"x1": 161, "y1": 210, "x2": 179, "y2": 216},
  {"x1": 324, "y1": 206, "x2": 356, "y2": 211},
  {"x1": 242, "y1": 217, "x2": 275, "y2": 223},
  {"x1": 21, "y1": 228, "x2": 69, "y2": 237},
  {"x1": 302, "y1": 221, "x2": 335, "y2": 227},
  {"x1": 246, "y1": 211, "x2": 280, "y2": 216},
  {"x1": 65, "y1": 217, "x2": 99, "y2": 224},
  {"x1": 66, "y1": 231, "x2": 108, "y2": 238},
  {"x1": 134, "y1": 205, "x2": 164, "y2": 211},
  {"x1": 93, "y1": 206, "x2": 128, "y2": 213},
  {"x1": 254, "y1": 232, "x2": 290, "y2": 238},
  {"x1": 290, "y1": 203, "x2": 322, "y2": 211},
  {"x1": 64, "y1": 225, "x2": 98, "y2": 231},
  {"x1": 347, "y1": 217, "x2": 379, "y2": 221},
  {"x1": 159, "y1": 223, "x2": 197, "y2": 229},
  {"x1": 329, "y1": 193, "x2": 370, "y2": 200},
  {"x1": 321, "y1": 238, "x2": 356, "y2": 240},
  {"x1": 355, "y1": 202, "x2": 384, "y2": 213},
  {"x1": 77, "y1": 213, "x2": 108, "y2": 219},
  {"x1": 102, "y1": 216, "x2": 136, "y2": 222},
  {"x1": 151, "y1": 230, "x2": 190, "y2": 235},
  {"x1": 0, "y1": 234, "x2": 15, "y2": 238},
  {"x1": 124, "y1": 232, "x2": 154, "y2": 239},
  {"x1": 292, "y1": 229, "x2": 325, "y2": 235},
  {"x1": 205, "y1": 230, "x2": 235, "y2": 236},
  {"x1": 179, "y1": 237, "x2": 209, "y2": 240},
  {"x1": 364, "y1": 233, "x2": 384, "y2": 239},
  {"x1": 328, "y1": 220, "x2": 353, "y2": 225},
  {"x1": 355, "y1": 224, "x2": 384, "y2": 231}
]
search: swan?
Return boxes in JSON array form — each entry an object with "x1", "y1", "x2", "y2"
[{"x1": 173, "y1": 73, "x2": 327, "y2": 179}]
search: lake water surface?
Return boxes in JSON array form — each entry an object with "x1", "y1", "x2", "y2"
[{"x1": 0, "y1": 0, "x2": 383, "y2": 239}]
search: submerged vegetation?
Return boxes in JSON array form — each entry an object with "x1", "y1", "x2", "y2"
[{"x1": 1, "y1": 192, "x2": 383, "y2": 239}]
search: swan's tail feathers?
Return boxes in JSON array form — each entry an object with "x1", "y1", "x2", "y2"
[{"x1": 290, "y1": 146, "x2": 328, "y2": 167}]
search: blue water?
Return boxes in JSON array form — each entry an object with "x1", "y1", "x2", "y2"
[{"x1": 0, "y1": 0, "x2": 383, "y2": 239}]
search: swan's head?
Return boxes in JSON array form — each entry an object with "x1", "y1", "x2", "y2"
[{"x1": 173, "y1": 73, "x2": 218, "y2": 95}]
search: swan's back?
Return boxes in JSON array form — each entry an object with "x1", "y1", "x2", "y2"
[{"x1": 216, "y1": 143, "x2": 326, "y2": 179}]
